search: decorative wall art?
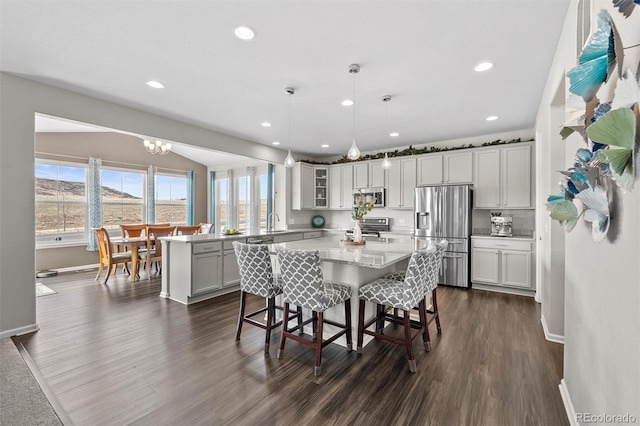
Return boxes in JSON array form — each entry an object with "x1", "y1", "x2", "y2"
[{"x1": 548, "y1": 7, "x2": 640, "y2": 242}]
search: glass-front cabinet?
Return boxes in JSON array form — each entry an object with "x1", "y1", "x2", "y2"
[{"x1": 314, "y1": 167, "x2": 328, "y2": 208}]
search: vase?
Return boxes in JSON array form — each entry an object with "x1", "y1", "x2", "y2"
[{"x1": 353, "y1": 220, "x2": 363, "y2": 242}]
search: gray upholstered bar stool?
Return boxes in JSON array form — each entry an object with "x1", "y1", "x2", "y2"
[
  {"x1": 276, "y1": 247, "x2": 353, "y2": 377},
  {"x1": 233, "y1": 241, "x2": 301, "y2": 353},
  {"x1": 384, "y1": 239, "x2": 447, "y2": 348},
  {"x1": 357, "y1": 247, "x2": 436, "y2": 373}
]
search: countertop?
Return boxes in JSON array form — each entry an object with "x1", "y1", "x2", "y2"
[
  {"x1": 471, "y1": 234, "x2": 535, "y2": 242},
  {"x1": 273, "y1": 235, "x2": 420, "y2": 269},
  {"x1": 159, "y1": 228, "x2": 321, "y2": 243}
]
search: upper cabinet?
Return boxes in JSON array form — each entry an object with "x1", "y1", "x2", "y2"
[
  {"x1": 353, "y1": 160, "x2": 386, "y2": 189},
  {"x1": 329, "y1": 164, "x2": 353, "y2": 210},
  {"x1": 314, "y1": 167, "x2": 328, "y2": 209},
  {"x1": 417, "y1": 152, "x2": 473, "y2": 186},
  {"x1": 291, "y1": 162, "x2": 314, "y2": 210},
  {"x1": 473, "y1": 143, "x2": 532, "y2": 209},
  {"x1": 387, "y1": 157, "x2": 416, "y2": 209}
]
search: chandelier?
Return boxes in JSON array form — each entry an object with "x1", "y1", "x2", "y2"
[{"x1": 143, "y1": 139, "x2": 172, "y2": 155}]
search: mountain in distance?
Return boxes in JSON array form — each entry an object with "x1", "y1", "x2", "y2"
[{"x1": 36, "y1": 177, "x2": 141, "y2": 199}]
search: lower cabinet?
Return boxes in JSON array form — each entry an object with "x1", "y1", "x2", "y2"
[
  {"x1": 191, "y1": 242, "x2": 223, "y2": 296},
  {"x1": 222, "y1": 241, "x2": 241, "y2": 287},
  {"x1": 471, "y1": 237, "x2": 533, "y2": 291}
]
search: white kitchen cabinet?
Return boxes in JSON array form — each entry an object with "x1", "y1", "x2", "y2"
[
  {"x1": 417, "y1": 152, "x2": 472, "y2": 186},
  {"x1": 329, "y1": 164, "x2": 353, "y2": 209},
  {"x1": 314, "y1": 167, "x2": 328, "y2": 209},
  {"x1": 471, "y1": 237, "x2": 534, "y2": 292},
  {"x1": 291, "y1": 162, "x2": 314, "y2": 210},
  {"x1": 222, "y1": 241, "x2": 241, "y2": 288},
  {"x1": 473, "y1": 144, "x2": 532, "y2": 208},
  {"x1": 353, "y1": 160, "x2": 385, "y2": 189},
  {"x1": 387, "y1": 157, "x2": 416, "y2": 209},
  {"x1": 191, "y1": 242, "x2": 223, "y2": 296}
]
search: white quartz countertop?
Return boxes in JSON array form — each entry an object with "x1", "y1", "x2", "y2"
[
  {"x1": 273, "y1": 235, "x2": 421, "y2": 269},
  {"x1": 159, "y1": 228, "x2": 321, "y2": 243},
  {"x1": 471, "y1": 234, "x2": 535, "y2": 242}
]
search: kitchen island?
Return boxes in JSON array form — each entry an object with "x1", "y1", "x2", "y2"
[{"x1": 160, "y1": 231, "x2": 424, "y2": 347}]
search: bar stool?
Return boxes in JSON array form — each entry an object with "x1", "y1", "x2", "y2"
[
  {"x1": 233, "y1": 241, "x2": 301, "y2": 353},
  {"x1": 384, "y1": 239, "x2": 447, "y2": 347},
  {"x1": 357, "y1": 247, "x2": 437, "y2": 373},
  {"x1": 276, "y1": 247, "x2": 352, "y2": 377}
]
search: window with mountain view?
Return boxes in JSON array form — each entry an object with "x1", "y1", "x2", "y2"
[
  {"x1": 156, "y1": 174, "x2": 187, "y2": 225},
  {"x1": 35, "y1": 163, "x2": 87, "y2": 243},
  {"x1": 101, "y1": 169, "x2": 146, "y2": 230}
]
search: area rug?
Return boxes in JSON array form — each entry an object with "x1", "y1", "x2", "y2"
[{"x1": 36, "y1": 283, "x2": 57, "y2": 297}]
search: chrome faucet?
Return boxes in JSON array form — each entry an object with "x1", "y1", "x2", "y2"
[{"x1": 267, "y1": 212, "x2": 280, "y2": 232}]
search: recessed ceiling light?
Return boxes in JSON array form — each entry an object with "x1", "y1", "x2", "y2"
[
  {"x1": 146, "y1": 80, "x2": 165, "y2": 89},
  {"x1": 486, "y1": 115, "x2": 499, "y2": 121},
  {"x1": 474, "y1": 62, "x2": 494, "y2": 72},
  {"x1": 261, "y1": 122, "x2": 271, "y2": 127},
  {"x1": 321, "y1": 144, "x2": 329, "y2": 148},
  {"x1": 390, "y1": 132, "x2": 399, "y2": 137},
  {"x1": 272, "y1": 141, "x2": 280, "y2": 145},
  {"x1": 234, "y1": 26, "x2": 255, "y2": 40},
  {"x1": 341, "y1": 99, "x2": 354, "y2": 106}
]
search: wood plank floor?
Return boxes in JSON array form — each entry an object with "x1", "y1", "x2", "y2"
[{"x1": 21, "y1": 271, "x2": 568, "y2": 425}]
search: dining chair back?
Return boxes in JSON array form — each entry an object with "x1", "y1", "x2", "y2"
[
  {"x1": 94, "y1": 227, "x2": 136, "y2": 284},
  {"x1": 140, "y1": 225, "x2": 175, "y2": 276},
  {"x1": 174, "y1": 225, "x2": 201, "y2": 235},
  {"x1": 120, "y1": 224, "x2": 147, "y2": 238},
  {"x1": 199, "y1": 223, "x2": 215, "y2": 234}
]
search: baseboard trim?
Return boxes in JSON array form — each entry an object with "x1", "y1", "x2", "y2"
[
  {"x1": 559, "y1": 379, "x2": 578, "y2": 425},
  {"x1": 541, "y1": 315, "x2": 565, "y2": 344},
  {"x1": 472, "y1": 283, "x2": 535, "y2": 297},
  {"x1": 0, "y1": 323, "x2": 39, "y2": 340},
  {"x1": 12, "y1": 338, "x2": 74, "y2": 426},
  {"x1": 52, "y1": 264, "x2": 99, "y2": 274}
]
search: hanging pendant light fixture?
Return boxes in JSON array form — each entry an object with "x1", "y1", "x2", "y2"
[
  {"x1": 284, "y1": 86, "x2": 296, "y2": 168},
  {"x1": 347, "y1": 64, "x2": 361, "y2": 160},
  {"x1": 381, "y1": 95, "x2": 392, "y2": 169}
]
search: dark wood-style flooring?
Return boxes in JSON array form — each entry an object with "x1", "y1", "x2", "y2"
[{"x1": 20, "y1": 271, "x2": 568, "y2": 425}]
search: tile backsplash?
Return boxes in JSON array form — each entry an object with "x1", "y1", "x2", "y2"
[{"x1": 472, "y1": 209, "x2": 535, "y2": 237}]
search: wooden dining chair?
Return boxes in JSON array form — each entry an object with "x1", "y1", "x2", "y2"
[
  {"x1": 139, "y1": 225, "x2": 175, "y2": 277},
  {"x1": 174, "y1": 225, "x2": 201, "y2": 235},
  {"x1": 120, "y1": 224, "x2": 147, "y2": 238},
  {"x1": 198, "y1": 223, "x2": 215, "y2": 234},
  {"x1": 94, "y1": 227, "x2": 137, "y2": 284}
]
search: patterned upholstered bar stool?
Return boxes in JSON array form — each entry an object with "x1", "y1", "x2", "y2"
[
  {"x1": 357, "y1": 247, "x2": 437, "y2": 373},
  {"x1": 276, "y1": 247, "x2": 352, "y2": 377},
  {"x1": 384, "y1": 239, "x2": 447, "y2": 348},
  {"x1": 233, "y1": 241, "x2": 301, "y2": 353}
]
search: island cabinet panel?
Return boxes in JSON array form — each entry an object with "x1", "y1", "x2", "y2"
[
  {"x1": 417, "y1": 152, "x2": 472, "y2": 186},
  {"x1": 222, "y1": 240, "x2": 241, "y2": 287},
  {"x1": 473, "y1": 143, "x2": 532, "y2": 209},
  {"x1": 329, "y1": 164, "x2": 353, "y2": 209},
  {"x1": 292, "y1": 162, "x2": 314, "y2": 210},
  {"x1": 353, "y1": 160, "x2": 385, "y2": 189},
  {"x1": 191, "y1": 242, "x2": 223, "y2": 296},
  {"x1": 387, "y1": 157, "x2": 416, "y2": 209}
]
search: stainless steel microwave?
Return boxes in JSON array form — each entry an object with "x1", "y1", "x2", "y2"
[{"x1": 353, "y1": 188, "x2": 385, "y2": 208}]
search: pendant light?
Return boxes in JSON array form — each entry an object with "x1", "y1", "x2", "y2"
[
  {"x1": 347, "y1": 64, "x2": 361, "y2": 160},
  {"x1": 381, "y1": 95, "x2": 392, "y2": 169},
  {"x1": 284, "y1": 86, "x2": 295, "y2": 168}
]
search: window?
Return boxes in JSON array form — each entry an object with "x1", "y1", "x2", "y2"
[
  {"x1": 156, "y1": 174, "x2": 188, "y2": 225},
  {"x1": 215, "y1": 165, "x2": 271, "y2": 233},
  {"x1": 101, "y1": 169, "x2": 146, "y2": 230},
  {"x1": 35, "y1": 162, "x2": 87, "y2": 244}
]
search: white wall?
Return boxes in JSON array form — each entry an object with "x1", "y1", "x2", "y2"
[
  {"x1": 0, "y1": 73, "x2": 286, "y2": 338},
  {"x1": 535, "y1": 0, "x2": 640, "y2": 421}
]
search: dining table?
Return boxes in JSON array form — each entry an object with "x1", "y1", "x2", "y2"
[{"x1": 110, "y1": 236, "x2": 148, "y2": 282}]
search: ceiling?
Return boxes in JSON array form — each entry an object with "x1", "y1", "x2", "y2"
[{"x1": 1, "y1": 1, "x2": 570, "y2": 160}]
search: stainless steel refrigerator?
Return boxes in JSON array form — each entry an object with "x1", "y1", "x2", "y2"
[{"x1": 414, "y1": 184, "x2": 472, "y2": 288}]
